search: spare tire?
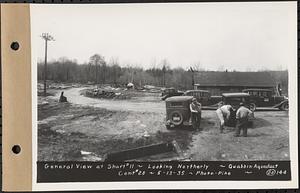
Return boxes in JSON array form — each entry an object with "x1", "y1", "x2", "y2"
[{"x1": 169, "y1": 111, "x2": 183, "y2": 126}]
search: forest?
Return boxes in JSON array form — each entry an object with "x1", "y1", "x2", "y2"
[{"x1": 37, "y1": 54, "x2": 288, "y2": 91}]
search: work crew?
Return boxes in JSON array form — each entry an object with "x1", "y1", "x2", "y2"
[
  {"x1": 59, "y1": 91, "x2": 68, "y2": 103},
  {"x1": 235, "y1": 102, "x2": 253, "y2": 137},
  {"x1": 190, "y1": 97, "x2": 202, "y2": 130},
  {"x1": 216, "y1": 103, "x2": 233, "y2": 133}
]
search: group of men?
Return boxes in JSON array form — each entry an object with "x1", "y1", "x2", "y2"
[
  {"x1": 216, "y1": 102, "x2": 253, "y2": 137},
  {"x1": 189, "y1": 97, "x2": 253, "y2": 137}
]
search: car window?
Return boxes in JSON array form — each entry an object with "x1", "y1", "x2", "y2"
[
  {"x1": 227, "y1": 97, "x2": 247, "y2": 103},
  {"x1": 170, "y1": 102, "x2": 183, "y2": 107}
]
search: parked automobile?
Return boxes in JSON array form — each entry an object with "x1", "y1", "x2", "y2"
[
  {"x1": 222, "y1": 93, "x2": 255, "y2": 127},
  {"x1": 161, "y1": 87, "x2": 184, "y2": 100},
  {"x1": 242, "y1": 89, "x2": 288, "y2": 111},
  {"x1": 165, "y1": 96, "x2": 194, "y2": 129},
  {"x1": 183, "y1": 90, "x2": 222, "y2": 106},
  {"x1": 183, "y1": 90, "x2": 210, "y2": 105}
]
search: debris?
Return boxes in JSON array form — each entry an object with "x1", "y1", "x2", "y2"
[
  {"x1": 127, "y1": 82, "x2": 134, "y2": 89},
  {"x1": 276, "y1": 143, "x2": 288, "y2": 150},
  {"x1": 80, "y1": 150, "x2": 92, "y2": 155},
  {"x1": 56, "y1": 129, "x2": 65, "y2": 134},
  {"x1": 104, "y1": 141, "x2": 181, "y2": 161},
  {"x1": 143, "y1": 131, "x2": 150, "y2": 138}
]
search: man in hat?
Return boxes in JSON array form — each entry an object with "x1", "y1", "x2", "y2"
[
  {"x1": 216, "y1": 102, "x2": 233, "y2": 133},
  {"x1": 190, "y1": 97, "x2": 202, "y2": 130},
  {"x1": 235, "y1": 102, "x2": 253, "y2": 137}
]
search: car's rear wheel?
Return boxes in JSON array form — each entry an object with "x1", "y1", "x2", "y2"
[
  {"x1": 169, "y1": 111, "x2": 183, "y2": 126},
  {"x1": 280, "y1": 102, "x2": 289, "y2": 111},
  {"x1": 249, "y1": 103, "x2": 256, "y2": 111}
]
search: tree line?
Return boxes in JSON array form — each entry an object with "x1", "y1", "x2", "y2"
[
  {"x1": 38, "y1": 54, "x2": 194, "y2": 90},
  {"x1": 38, "y1": 54, "x2": 288, "y2": 91}
]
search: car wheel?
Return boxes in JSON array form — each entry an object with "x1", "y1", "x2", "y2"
[
  {"x1": 161, "y1": 95, "x2": 168, "y2": 100},
  {"x1": 280, "y1": 102, "x2": 289, "y2": 111},
  {"x1": 249, "y1": 103, "x2": 256, "y2": 111},
  {"x1": 166, "y1": 125, "x2": 171, "y2": 130},
  {"x1": 170, "y1": 111, "x2": 183, "y2": 126}
]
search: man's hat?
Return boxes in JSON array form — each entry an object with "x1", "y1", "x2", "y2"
[
  {"x1": 192, "y1": 97, "x2": 197, "y2": 102},
  {"x1": 239, "y1": 102, "x2": 244, "y2": 106}
]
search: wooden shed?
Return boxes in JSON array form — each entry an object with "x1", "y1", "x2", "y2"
[{"x1": 194, "y1": 71, "x2": 277, "y2": 96}]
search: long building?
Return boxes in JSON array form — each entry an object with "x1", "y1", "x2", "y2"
[{"x1": 194, "y1": 71, "x2": 278, "y2": 96}]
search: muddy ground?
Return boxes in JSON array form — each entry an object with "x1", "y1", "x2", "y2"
[{"x1": 38, "y1": 87, "x2": 290, "y2": 161}]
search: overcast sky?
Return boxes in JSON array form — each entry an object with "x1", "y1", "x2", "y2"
[{"x1": 31, "y1": 2, "x2": 296, "y2": 71}]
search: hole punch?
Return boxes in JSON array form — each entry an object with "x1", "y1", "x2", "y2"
[
  {"x1": 12, "y1": 145, "x2": 21, "y2": 154},
  {"x1": 10, "y1": 41, "x2": 19, "y2": 51}
]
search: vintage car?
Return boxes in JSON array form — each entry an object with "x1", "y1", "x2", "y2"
[
  {"x1": 242, "y1": 89, "x2": 288, "y2": 111},
  {"x1": 183, "y1": 90, "x2": 210, "y2": 105},
  {"x1": 222, "y1": 93, "x2": 255, "y2": 110},
  {"x1": 165, "y1": 96, "x2": 194, "y2": 129},
  {"x1": 161, "y1": 87, "x2": 184, "y2": 100},
  {"x1": 222, "y1": 93, "x2": 255, "y2": 127},
  {"x1": 183, "y1": 90, "x2": 222, "y2": 106}
]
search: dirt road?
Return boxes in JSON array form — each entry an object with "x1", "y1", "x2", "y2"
[
  {"x1": 53, "y1": 87, "x2": 164, "y2": 113},
  {"x1": 39, "y1": 87, "x2": 290, "y2": 161}
]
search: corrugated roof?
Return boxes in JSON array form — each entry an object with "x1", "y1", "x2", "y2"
[{"x1": 194, "y1": 71, "x2": 276, "y2": 87}]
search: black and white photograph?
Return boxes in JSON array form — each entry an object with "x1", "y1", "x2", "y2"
[{"x1": 30, "y1": 2, "x2": 297, "y2": 189}]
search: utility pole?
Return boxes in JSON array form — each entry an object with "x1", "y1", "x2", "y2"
[{"x1": 41, "y1": 33, "x2": 54, "y2": 96}]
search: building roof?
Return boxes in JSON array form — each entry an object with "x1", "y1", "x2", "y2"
[
  {"x1": 194, "y1": 71, "x2": 276, "y2": 87},
  {"x1": 165, "y1": 96, "x2": 193, "y2": 102},
  {"x1": 185, "y1": 90, "x2": 210, "y2": 93},
  {"x1": 222, "y1": 93, "x2": 250, "y2": 98},
  {"x1": 242, "y1": 88, "x2": 273, "y2": 92}
]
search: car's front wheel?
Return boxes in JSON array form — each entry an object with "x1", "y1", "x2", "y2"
[
  {"x1": 280, "y1": 101, "x2": 289, "y2": 111},
  {"x1": 249, "y1": 103, "x2": 256, "y2": 111}
]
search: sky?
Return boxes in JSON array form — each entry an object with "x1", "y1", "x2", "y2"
[{"x1": 31, "y1": 2, "x2": 296, "y2": 71}]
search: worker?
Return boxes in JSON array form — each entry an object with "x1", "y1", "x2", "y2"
[
  {"x1": 190, "y1": 97, "x2": 202, "y2": 130},
  {"x1": 59, "y1": 91, "x2": 68, "y2": 102},
  {"x1": 235, "y1": 102, "x2": 252, "y2": 137},
  {"x1": 216, "y1": 103, "x2": 233, "y2": 133}
]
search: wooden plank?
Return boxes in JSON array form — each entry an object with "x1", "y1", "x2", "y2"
[{"x1": 105, "y1": 142, "x2": 176, "y2": 161}]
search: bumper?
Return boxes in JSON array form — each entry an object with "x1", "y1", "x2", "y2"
[{"x1": 166, "y1": 120, "x2": 193, "y2": 128}]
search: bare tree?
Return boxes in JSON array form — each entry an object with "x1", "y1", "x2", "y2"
[{"x1": 89, "y1": 54, "x2": 105, "y2": 84}]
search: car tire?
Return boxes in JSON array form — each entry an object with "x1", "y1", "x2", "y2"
[
  {"x1": 280, "y1": 102, "x2": 289, "y2": 111},
  {"x1": 249, "y1": 103, "x2": 256, "y2": 111},
  {"x1": 170, "y1": 111, "x2": 183, "y2": 126},
  {"x1": 161, "y1": 95, "x2": 168, "y2": 100},
  {"x1": 166, "y1": 125, "x2": 173, "y2": 130}
]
